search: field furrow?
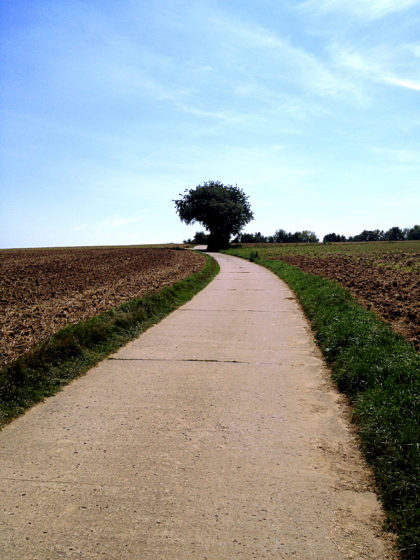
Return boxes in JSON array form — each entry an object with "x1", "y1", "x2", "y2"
[
  {"x1": 279, "y1": 253, "x2": 419, "y2": 350},
  {"x1": 0, "y1": 247, "x2": 205, "y2": 368}
]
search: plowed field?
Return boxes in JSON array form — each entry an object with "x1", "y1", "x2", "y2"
[
  {"x1": 275, "y1": 251, "x2": 420, "y2": 351},
  {"x1": 0, "y1": 247, "x2": 205, "y2": 368},
  {"x1": 237, "y1": 241, "x2": 420, "y2": 351}
]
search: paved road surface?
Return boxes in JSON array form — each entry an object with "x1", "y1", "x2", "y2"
[{"x1": 0, "y1": 253, "x2": 396, "y2": 559}]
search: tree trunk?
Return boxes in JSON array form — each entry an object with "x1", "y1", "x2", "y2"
[{"x1": 207, "y1": 232, "x2": 230, "y2": 252}]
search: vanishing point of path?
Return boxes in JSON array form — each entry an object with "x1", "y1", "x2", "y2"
[{"x1": 0, "y1": 253, "x2": 397, "y2": 559}]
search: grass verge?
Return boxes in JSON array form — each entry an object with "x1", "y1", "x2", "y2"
[
  {"x1": 0, "y1": 253, "x2": 219, "y2": 429},
  {"x1": 225, "y1": 248, "x2": 419, "y2": 560}
]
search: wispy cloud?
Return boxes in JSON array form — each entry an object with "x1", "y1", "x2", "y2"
[
  {"x1": 407, "y1": 43, "x2": 420, "y2": 57},
  {"x1": 300, "y1": 0, "x2": 420, "y2": 20},
  {"x1": 370, "y1": 146, "x2": 420, "y2": 164},
  {"x1": 93, "y1": 11, "x2": 355, "y2": 132},
  {"x1": 332, "y1": 44, "x2": 420, "y2": 93},
  {"x1": 210, "y1": 16, "x2": 357, "y2": 99},
  {"x1": 384, "y1": 77, "x2": 420, "y2": 91},
  {"x1": 107, "y1": 216, "x2": 143, "y2": 228},
  {"x1": 75, "y1": 216, "x2": 144, "y2": 233}
]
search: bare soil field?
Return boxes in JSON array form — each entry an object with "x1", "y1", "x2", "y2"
[
  {"x1": 271, "y1": 250, "x2": 420, "y2": 351},
  {"x1": 0, "y1": 247, "x2": 205, "y2": 368}
]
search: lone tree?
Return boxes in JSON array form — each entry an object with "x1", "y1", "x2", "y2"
[{"x1": 174, "y1": 180, "x2": 254, "y2": 251}]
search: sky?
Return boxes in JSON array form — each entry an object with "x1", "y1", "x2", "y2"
[{"x1": 1, "y1": 0, "x2": 419, "y2": 248}]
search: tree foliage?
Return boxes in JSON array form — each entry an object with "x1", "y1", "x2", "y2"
[
  {"x1": 385, "y1": 226, "x2": 405, "y2": 241},
  {"x1": 322, "y1": 226, "x2": 420, "y2": 243},
  {"x1": 323, "y1": 233, "x2": 347, "y2": 243},
  {"x1": 232, "y1": 225, "x2": 420, "y2": 245},
  {"x1": 347, "y1": 226, "x2": 415, "y2": 242},
  {"x1": 174, "y1": 180, "x2": 254, "y2": 251},
  {"x1": 233, "y1": 230, "x2": 319, "y2": 244},
  {"x1": 183, "y1": 231, "x2": 209, "y2": 245},
  {"x1": 407, "y1": 225, "x2": 420, "y2": 240}
]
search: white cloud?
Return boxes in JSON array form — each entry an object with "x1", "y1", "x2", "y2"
[
  {"x1": 407, "y1": 43, "x2": 420, "y2": 57},
  {"x1": 213, "y1": 18, "x2": 357, "y2": 98},
  {"x1": 384, "y1": 77, "x2": 420, "y2": 91},
  {"x1": 108, "y1": 216, "x2": 143, "y2": 228},
  {"x1": 370, "y1": 146, "x2": 420, "y2": 164},
  {"x1": 300, "y1": 0, "x2": 420, "y2": 20},
  {"x1": 332, "y1": 44, "x2": 420, "y2": 93},
  {"x1": 75, "y1": 216, "x2": 144, "y2": 233}
]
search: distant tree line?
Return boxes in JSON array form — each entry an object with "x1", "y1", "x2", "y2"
[
  {"x1": 235, "y1": 229, "x2": 319, "y2": 243},
  {"x1": 185, "y1": 225, "x2": 420, "y2": 245},
  {"x1": 324, "y1": 225, "x2": 420, "y2": 243},
  {"x1": 184, "y1": 229, "x2": 319, "y2": 244}
]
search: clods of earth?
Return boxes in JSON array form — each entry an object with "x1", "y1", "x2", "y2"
[
  {"x1": 0, "y1": 247, "x2": 205, "y2": 368},
  {"x1": 278, "y1": 252, "x2": 419, "y2": 351}
]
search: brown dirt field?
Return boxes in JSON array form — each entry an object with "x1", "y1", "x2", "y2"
[
  {"x1": 278, "y1": 252, "x2": 420, "y2": 351},
  {"x1": 0, "y1": 247, "x2": 206, "y2": 369}
]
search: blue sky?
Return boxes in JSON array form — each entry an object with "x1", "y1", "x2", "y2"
[{"x1": 1, "y1": 0, "x2": 419, "y2": 248}]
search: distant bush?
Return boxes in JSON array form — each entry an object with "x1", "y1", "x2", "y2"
[
  {"x1": 184, "y1": 231, "x2": 209, "y2": 245},
  {"x1": 323, "y1": 233, "x2": 347, "y2": 243},
  {"x1": 232, "y1": 225, "x2": 420, "y2": 244}
]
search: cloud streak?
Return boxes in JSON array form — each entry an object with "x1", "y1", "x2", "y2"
[
  {"x1": 384, "y1": 77, "x2": 420, "y2": 91},
  {"x1": 370, "y1": 146, "x2": 420, "y2": 164},
  {"x1": 332, "y1": 44, "x2": 420, "y2": 94},
  {"x1": 300, "y1": 0, "x2": 420, "y2": 20},
  {"x1": 208, "y1": 15, "x2": 358, "y2": 99}
]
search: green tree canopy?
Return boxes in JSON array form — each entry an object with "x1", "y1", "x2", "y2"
[
  {"x1": 385, "y1": 226, "x2": 405, "y2": 241},
  {"x1": 407, "y1": 225, "x2": 420, "y2": 240},
  {"x1": 323, "y1": 233, "x2": 347, "y2": 243},
  {"x1": 174, "y1": 180, "x2": 254, "y2": 251},
  {"x1": 183, "y1": 231, "x2": 209, "y2": 245}
]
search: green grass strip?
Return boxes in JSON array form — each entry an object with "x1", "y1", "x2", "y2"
[
  {"x1": 226, "y1": 248, "x2": 419, "y2": 560},
  {"x1": 0, "y1": 254, "x2": 219, "y2": 429}
]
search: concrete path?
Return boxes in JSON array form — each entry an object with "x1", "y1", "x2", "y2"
[{"x1": 0, "y1": 253, "x2": 396, "y2": 559}]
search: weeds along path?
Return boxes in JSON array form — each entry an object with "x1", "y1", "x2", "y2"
[{"x1": 0, "y1": 253, "x2": 397, "y2": 559}]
